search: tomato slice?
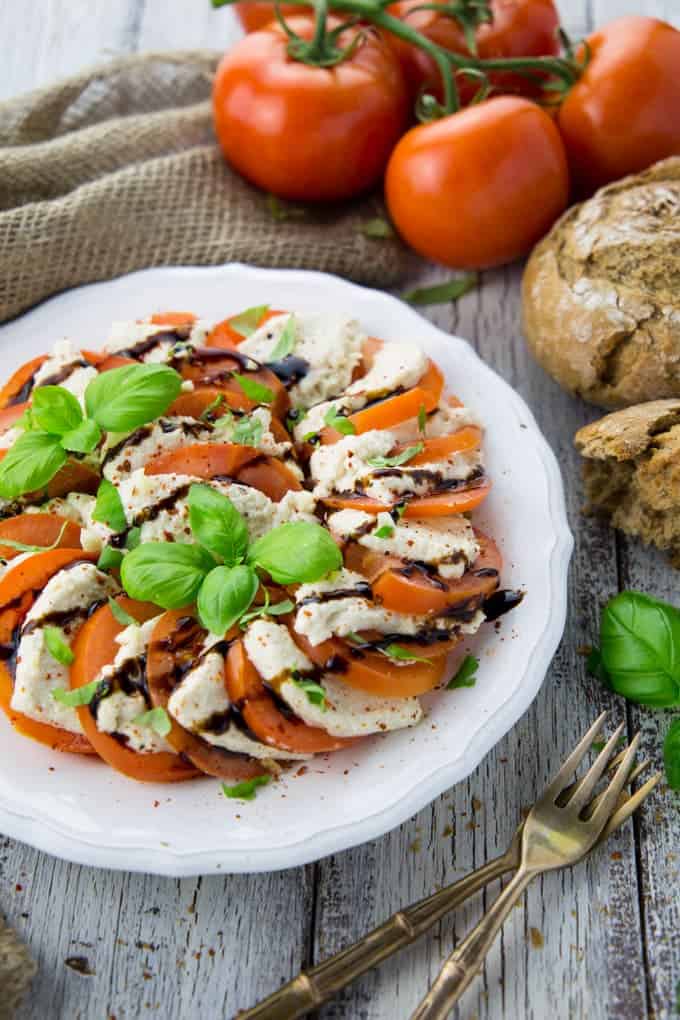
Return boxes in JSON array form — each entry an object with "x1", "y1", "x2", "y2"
[
  {"x1": 225, "y1": 638, "x2": 353, "y2": 753},
  {"x1": 146, "y1": 610, "x2": 267, "y2": 780},
  {"x1": 70, "y1": 597, "x2": 199, "y2": 783},
  {"x1": 371, "y1": 531, "x2": 502, "y2": 615},
  {"x1": 322, "y1": 480, "x2": 491, "y2": 517},
  {"x1": 405, "y1": 427, "x2": 481, "y2": 465},
  {"x1": 150, "y1": 312, "x2": 197, "y2": 326},
  {"x1": 145, "y1": 442, "x2": 260, "y2": 479},
  {"x1": 292, "y1": 630, "x2": 447, "y2": 698},
  {"x1": 168, "y1": 386, "x2": 249, "y2": 418},
  {"x1": 320, "y1": 359, "x2": 445, "y2": 442},
  {"x1": 0, "y1": 513, "x2": 82, "y2": 561},
  {"x1": 0, "y1": 402, "x2": 29, "y2": 434},
  {"x1": 236, "y1": 457, "x2": 302, "y2": 500},
  {"x1": 0, "y1": 549, "x2": 97, "y2": 754},
  {"x1": 181, "y1": 357, "x2": 289, "y2": 419},
  {"x1": 206, "y1": 309, "x2": 286, "y2": 349},
  {"x1": 47, "y1": 460, "x2": 100, "y2": 499},
  {"x1": 0, "y1": 355, "x2": 47, "y2": 409}
]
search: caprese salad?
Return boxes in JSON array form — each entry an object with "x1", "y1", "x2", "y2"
[{"x1": 0, "y1": 307, "x2": 520, "y2": 795}]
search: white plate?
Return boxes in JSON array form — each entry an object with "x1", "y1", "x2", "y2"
[{"x1": 0, "y1": 265, "x2": 572, "y2": 875}]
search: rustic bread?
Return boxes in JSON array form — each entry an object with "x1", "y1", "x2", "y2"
[
  {"x1": 522, "y1": 158, "x2": 680, "y2": 409},
  {"x1": 575, "y1": 399, "x2": 680, "y2": 563}
]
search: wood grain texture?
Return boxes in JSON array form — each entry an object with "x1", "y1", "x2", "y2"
[{"x1": 0, "y1": 1, "x2": 678, "y2": 1018}]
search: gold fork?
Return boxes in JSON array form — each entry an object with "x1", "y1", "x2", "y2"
[
  {"x1": 238, "y1": 713, "x2": 660, "y2": 1020},
  {"x1": 410, "y1": 715, "x2": 654, "y2": 1019}
]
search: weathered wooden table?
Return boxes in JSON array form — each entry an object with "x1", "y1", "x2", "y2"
[{"x1": 1, "y1": 1, "x2": 678, "y2": 1017}]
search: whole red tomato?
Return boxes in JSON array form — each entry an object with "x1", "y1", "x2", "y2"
[
  {"x1": 558, "y1": 16, "x2": 680, "y2": 195},
  {"x1": 387, "y1": 0, "x2": 560, "y2": 103},
  {"x1": 234, "y1": 3, "x2": 307, "y2": 32},
  {"x1": 385, "y1": 95, "x2": 569, "y2": 269},
  {"x1": 213, "y1": 18, "x2": 409, "y2": 201}
]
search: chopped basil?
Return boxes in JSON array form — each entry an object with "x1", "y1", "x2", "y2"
[
  {"x1": 290, "y1": 673, "x2": 326, "y2": 710},
  {"x1": 133, "y1": 706, "x2": 172, "y2": 738},
  {"x1": 381, "y1": 644, "x2": 432, "y2": 664},
  {"x1": 52, "y1": 678, "x2": 101, "y2": 707},
  {"x1": 240, "y1": 593, "x2": 294, "y2": 627},
  {"x1": 108, "y1": 598, "x2": 138, "y2": 628},
  {"x1": 234, "y1": 374, "x2": 274, "y2": 405},
  {"x1": 268, "y1": 316, "x2": 297, "y2": 361},
  {"x1": 447, "y1": 654, "x2": 479, "y2": 689},
  {"x1": 323, "y1": 404, "x2": 356, "y2": 436},
  {"x1": 0, "y1": 519, "x2": 69, "y2": 555},
  {"x1": 367, "y1": 442, "x2": 423, "y2": 469},
  {"x1": 231, "y1": 415, "x2": 265, "y2": 448},
  {"x1": 200, "y1": 393, "x2": 225, "y2": 421},
  {"x1": 418, "y1": 405, "x2": 427, "y2": 434},
  {"x1": 228, "y1": 305, "x2": 269, "y2": 338},
  {"x1": 44, "y1": 625, "x2": 75, "y2": 666},
  {"x1": 373, "y1": 512, "x2": 395, "y2": 540},
  {"x1": 222, "y1": 775, "x2": 271, "y2": 801},
  {"x1": 92, "y1": 478, "x2": 127, "y2": 533}
]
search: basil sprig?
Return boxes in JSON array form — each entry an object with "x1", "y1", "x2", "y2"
[
  {"x1": 121, "y1": 483, "x2": 341, "y2": 634},
  {"x1": 590, "y1": 591, "x2": 680, "y2": 707},
  {"x1": 0, "y1": 363, "x2": 182, "y2": 500}
]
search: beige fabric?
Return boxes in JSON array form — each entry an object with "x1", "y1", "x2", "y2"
[
  {"x1": 0, "y1": 51, "x2": 412, "y2": 323},
  {"x1": 0, "y1": 914, "x2": 36, "y2": 1018}
]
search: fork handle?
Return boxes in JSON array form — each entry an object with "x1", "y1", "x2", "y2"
[
  {"x1": 237, "y1": 847, "x2": 518, "y2": 1020},
  {"x1": 411, "y1": 868, "x2": 535, "y2": 1020}
]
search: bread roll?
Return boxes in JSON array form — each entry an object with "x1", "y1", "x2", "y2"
[
  {"x1": 523, "y1": 158, "x2": 680, "y2": 409},
  {"x1": 575, "y1": 399, "x2": 680, "y2": 564}
]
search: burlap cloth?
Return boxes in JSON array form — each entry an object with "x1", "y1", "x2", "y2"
[
  {"x1": 0, "y1": 50, "x2": 414, "y2": 324},
  {"x1": 0, "y1": 913, "x2": 36, "y2": 1017}
]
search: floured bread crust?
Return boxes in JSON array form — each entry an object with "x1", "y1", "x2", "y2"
[
  {"x1": 523, "y1": 158, "x2": 680, "y2": 409},
  {"x1": 575, "y1": 399, "x2": 680, "y2": 564}
]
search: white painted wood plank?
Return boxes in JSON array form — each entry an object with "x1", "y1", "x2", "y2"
[
  {"x1": 0, "y1": 0, "x2": 140, "y2": 101},
  {"x1": 137, "y1": 0, "x2": 243, "y2": 52}
]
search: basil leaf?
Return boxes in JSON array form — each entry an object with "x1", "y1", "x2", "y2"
[
  {"x1": 197, "y1": 564, "x2": 258, "y2": 635},
  {"x1": 418, "y1": 405, "x2": 427, "y2": 434},
  {"x1": 85, "y1": 363, "x2": 182, "y2": 431},
  {"x1": 290, "y1": 673, "x2": 326, "y2": 710},
  {"x1": 231, "y1": 415, "x2": 265, "y2": 448},
  {"x1": 31, "y1": 386, "x2": 83, "y2": 435},
  {"x1": 60, "y1": 419, "x2": 102, "y2": 454},
  {"x1": 44, "y1": 625, "x2": 75, "y2": 665},
  {"x1": 663, "y1": 718, "x2": 680, "y2": 791},
  {"x1": 0, "y1": 519, "x2": 69, "y2": 555},
  {"x1": 121, "y1": 542, "x2": 214, "y2": 609},
  {"x1": 133, "y1": 706, "x2": 172, "y2": 738},
  {"x1": 200, "y1": 394, "x2": 225, "y2": 421},
  {"x1": 0, "y1": 431, "x2": 66, "y2": 499},
  {"x1": 234, "y1": 374, "x2": 274, "y2": 405},
  {"x1": 108, "y1": 598, "x2": 138, "y2": 628},
  {"x1": 381, "y1": 643, "x2": 432, "y2": 664},
  {"x1": 188, "y1": 484, "x2": 249, "y2": 566},
  {"x1": 268, "y1": 316, "x2": 297, "y2": 361},
  {"x1": 323, "y1": 404, "x2": 355, "y2": 436},
  {"x1": 367, "y1": 442, "x2": 423, "y2": 469},
  {"x1": 93, "y1": 478, "x2": 127, "y2": 533},
  {"x1": 600, "y1": 591, "x2": 680, "y2": 707},
  {"x1": 52, "y1": 678, "x2": 101, "y2": 707},
  {"x1": 403, "y1": 273, "x2": 478, "y2": 307},
  {"x1": 228, "y1": 305, "x2": 269, "y2": 339},
  {"x1": 126, "y1": 527, "x2": 141, "y2": 550},
  {"x1": 361, "y1": 217, "x2": 395, "y2": 240},
  {"x1": 97, "y1": 546, "x2": 123, "y2": 572},
  {"x1": 249, "y1": 521, "x2": 342, "y2": 585},
  {"x1": 447, "y1": 654, "x2": 478, "y2": 689},
  {"x1": 222, "y1": 775, "x2": 270, "y2": 801},
  {"x1": 240, "y1": 598, "x2": 294, "y2": 627},
  {"x1": 586, "y1": 647, "x2": 610, "y2": 686}
]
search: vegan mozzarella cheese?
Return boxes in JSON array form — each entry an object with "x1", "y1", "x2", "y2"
[
  {"x1": 11, "y1": 562, "x2": 119, "y2": 732},
  {"x1": 238, "y1": 313, "x2": 365, "y2": 408},
  {"x1": 279, "y1": 675, "x2": 423, "y2": 737}
]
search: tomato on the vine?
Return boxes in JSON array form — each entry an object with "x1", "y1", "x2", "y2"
[
  {"x1": 557, "y1": 16, "x2": 680, "y2": 195},
  {"x1": 387, "y1": 0, "x2": 560, "y2": 103},
  {"x1": 234, "y1": 2, "x2": 307, "y2": 32},
  {"x1": 385, "y1": 95, "x2": 569, "y2": 269},
  {"x1": 212, "y1": 17, "x2": 409, "y2": 201}
]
